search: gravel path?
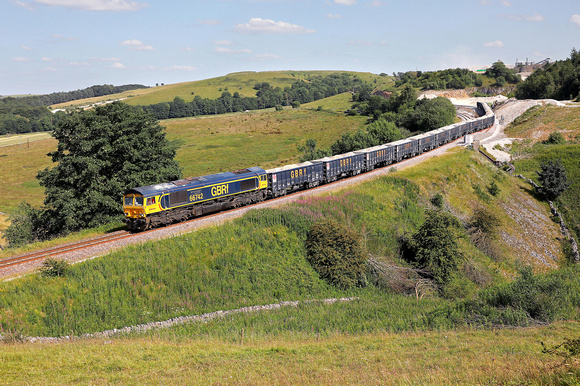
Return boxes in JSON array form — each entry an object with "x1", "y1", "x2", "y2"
[{"x1": 480, "y1": 98, "x2": 568, "y2": 162}]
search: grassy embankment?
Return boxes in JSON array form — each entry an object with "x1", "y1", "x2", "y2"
[
  {"x1": 1, "y1": 146, "x2": 578, "y2": 383},
  {"x1": 505, "y1": 104, "x2": 580, "y2": 243}
]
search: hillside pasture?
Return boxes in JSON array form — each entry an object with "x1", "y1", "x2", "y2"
[
  {"x1": 164, "y1": 108, "x2": 366, "y2": 177},
  {"x1": 50, "y1": 71, "x2": 394, "y2": 109}
]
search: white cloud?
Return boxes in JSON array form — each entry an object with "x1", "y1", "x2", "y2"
[
  {"x1": 253, "y1": 53, "x2": 281, "y2": 60},
  {"x1": 570, "y1": 14, "x2": 580, "y2": 27},
  {"x1": 367, "y1": 0, "x2": 383, "y2": 6},
  {"x1": 179, "y1": 47, "x2": 195, "y2": 52},
  {"x1": 500, "y1": 0, "x2": 511, "y2": 6},
  {"x1": 215, "y1": 47, "x2": 252, "y2": 54},
  {"x1": 12, "y1": 57, "x2": 30, "y2": 62},
  {"x1": 499, "y1": 13, "x2": 544, "y2": 22},
  {"x1": 213, "y1": 40, "x2": 234, "y2": 45},
  {"x1": 50, "y1": 34, "x2": 78, "y2": 42},
  {"x1": 90, "y1": 57, "x2": 121, "y2": 62},
  {"x1": 327, "y1": 14, "x2": 341, "y2": 19},
  {"x1": 197, "y1": 20, "x2": 220, "y2": 26},
  {"x1": 234, "y1": 18, "x2": 315, "y2": 34},
  {"x1": 111, "y1": 62, "x2": 126, "y2": 69},
  {"x1": 334, "y1": 0, "x2": 356, "y2": 4},
  {"x1": 484, "y1": 40, "x2": 504, "y2": 47},
  {"x1": 348, "y1": 40, "x2": 387, "y2": 46},
  {"x1": 22, "y1": 45, "x2": 32, "y2": 50},
  {"x1": 41, "y1": 57, "x2": 52, "y2": 61},
  {"x1": 119, "y1": 39, "x2": 154, "y2": 51},
  {"x1": 42, "y1": 67, "x2": 57, "y2": 72},
  {"x1": 30, "y1": 0, "x2": 148, "y2": 11},
  {"x1": 164, "y1": 65, "x2": 197, "y2": 71}
]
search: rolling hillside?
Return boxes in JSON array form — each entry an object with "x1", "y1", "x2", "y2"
[{"x1": 50, "y1": 70, "x2": 394, "y2": 109}]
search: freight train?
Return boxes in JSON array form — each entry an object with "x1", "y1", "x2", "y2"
[{"x1": 123, "y1": 101, "x2": 495, "y2": 231}]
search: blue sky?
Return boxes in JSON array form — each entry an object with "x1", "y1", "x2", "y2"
[{"x1": 1, "y1": 0, "x2": 579, "y2": 95}]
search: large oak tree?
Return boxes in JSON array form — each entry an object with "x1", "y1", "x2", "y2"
[{"x1": 37, "y1": 101, "x2": 182, "y2": 233}]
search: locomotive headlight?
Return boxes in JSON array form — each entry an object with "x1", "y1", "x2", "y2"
[{"x1": 125, "y1": 212, "x2": 129, "y2": 216}]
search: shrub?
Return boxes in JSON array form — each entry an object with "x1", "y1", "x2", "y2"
[
  {"x1": 487, "y1": 180, "x2": 500, "y2": 196},
  {"x1": 470, "y1": 207, "x2": 501, "y2": 236},
  {"x1": 545, "y1": 131, "x2": 566, "y2": 145},
  {"x1": 406, "y1": 209, "x2": 464, "y2": 285},
  {"x1": 2, "y1": 203, "x2": 63, "y2": 247},
  {"x1": 305, "y1": 219, "x2": 368, "y2": 289},
  {"x1": 479, "y1": 266, "x2": 578, "y2": 323},
  {"x1": 430, "y1": 193, "x2": 444, "y2": 208},
  {"x1": 537, "y1": 158, "x2": 570, "y2": 201},
  {"x1": 39, "y1": 258, "x2": 70, "y2": 278}
]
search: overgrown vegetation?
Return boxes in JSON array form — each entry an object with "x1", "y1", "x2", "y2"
[
  {"x1": 402, "y1": 209, "x2": 464, "y2": 286},
  {"x1": 38, "y1": 258, "x2": 70, "y2": 278},
  {"x1": 537, "y1": 159, "x2": 570, "y2": 201},
  {"x1": 299, "y1": 85, "x2": 455, "y2": 160},
  {"x1": 393, "y1": 68, "x2": 484, "y2": 89},
  {"x1": 305, "y1": 219, "x2": 368, "y2": 289},
  {"x1": 516, "y1": 48, "x2": 580, "y2": 100}
]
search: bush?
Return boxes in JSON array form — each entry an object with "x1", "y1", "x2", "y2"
[
  {"x1": 537, "y1": 158, "x2": 570, "y2": 201},
  {"x1": 430, "y1": 193, "x2": 444, "y2": 208},
  {"x1": 545, "y1": 131, "x2": 566, "y2": 145},
  {"x1": 487, "y1": 180, "x2": 500, "y2": 196},
  {"x1": 478, "y1": 266, "x2": 579, "y2": 323},
  {"x1": 2, "y1": 203, "x2": 63, "y2": 247},
  {"x1": 406, "y1": 209, "x2": 464, "y2": 285},
  {"x1": 305, "y1": 219, "x2": 368, "y2": 289},
  {"x1": 470, "y1": 207, "x2": 501, "y2": 236},
  {"x1": 39, "y1": 258, "x2": 70, "y2": 278}
]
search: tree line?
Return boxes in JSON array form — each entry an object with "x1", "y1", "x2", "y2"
[
  {"x1": 137, "y1": 74, "x2": 370, "y2": 120},
  {"x1": 300, "y1": 85, "x2": 457, "y2": 160},
  {"x1": 0, "y1": 84, "x2": 147, "y2": 135},
  {"x1": 516, "y1": 48, "x2": 580, "y2": 100},
  {"x1": 394, "y1": 68, "x2": 485, "y2": 90}
]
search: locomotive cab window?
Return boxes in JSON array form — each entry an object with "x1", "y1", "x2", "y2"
[
  {"x1": 124, "y1": 196, "x2": 133, "y2": 206},
  {"x1": 135, "y1": 196, "x2": 144, "y2": 206},
  {"x1": 146, "y1": 197, "x2": 156, "y2": 206}
]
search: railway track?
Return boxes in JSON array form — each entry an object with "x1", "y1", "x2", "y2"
[{"x1": 0, "y1": 230, "x2": 133, "y2": 270}]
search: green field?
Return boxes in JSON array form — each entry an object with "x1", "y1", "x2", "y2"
[{"x1": 0, "y1": 133, "x2": 52, "y2": 148}]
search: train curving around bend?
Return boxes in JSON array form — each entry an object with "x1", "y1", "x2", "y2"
[{"x1": 123, "y1": 102, "x2": 495, "y2": 231}]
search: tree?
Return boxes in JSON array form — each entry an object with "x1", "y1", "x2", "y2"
[
  {"x1": 37, "y1": 102, "x2": 182, "y2": 233},
  {"x1": 536, "y1": 159, "x2": 570, "y2": 201},
  {"x1": 298, "y1": 139, "x2": 330, "y2": 162},
  {"x1": 305, "y1": 219, "x2": 368, "y2": 289},
  {"x1": 408, "y1": 209, "x2": 463, "y2": 285}
]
